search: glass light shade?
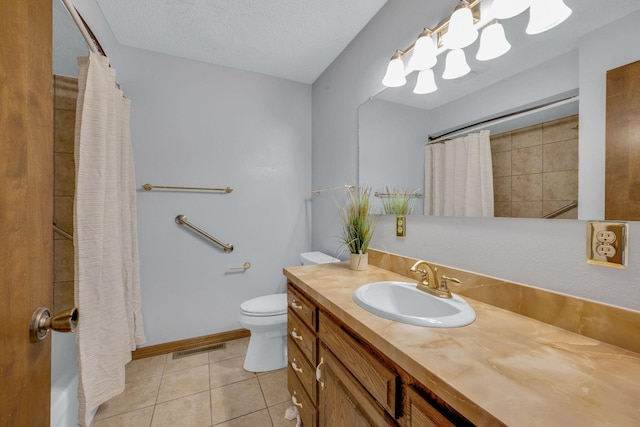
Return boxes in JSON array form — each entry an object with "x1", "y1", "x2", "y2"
[
  {"x1": 442, "y1": 49, "x2": 471, "y2": 80},
  {"x1": 408, "y1": 32, "x2": 437, "y2": 71},
  {"x1": 413, "y1": 69, "x2": 438, "y2": 94},
  {"x1": 526, "y1": 0, "x2": 572, "y2": 35},
  {"x1": 445, "y1": 2, "x2": 478, "y2": 49},
  {"x1": 491, "y1": 0, "x2": 531, "y2": 19},
  {"x1": 476, "y1": 21, "x2": 511, "y2": 61},
  {"x1": 382, "y1": 52, "x2": 407, "y2": 87}
]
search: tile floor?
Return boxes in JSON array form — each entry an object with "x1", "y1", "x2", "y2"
[{"x1": 92, "y1": 338, "x2": 298, "y2": 427}]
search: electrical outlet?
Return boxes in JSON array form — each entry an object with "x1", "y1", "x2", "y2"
[
  {"x1": 396, "y1": 215, "x2": 406, "y2": 238},
  {"x1": 587, "y1": 221, "x2": 628, "y2": 268}
]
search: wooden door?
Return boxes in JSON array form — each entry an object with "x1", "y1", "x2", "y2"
[
  {"x1": 0, "y1": 1, "x2": 53, "y2": 426},
  {"x1": 605, "y1": 60, "x2": 640, "y2": 220}
]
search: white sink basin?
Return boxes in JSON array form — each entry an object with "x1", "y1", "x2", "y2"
[{"x1": 352, "y1": 281, "x2": 476, "y2": 328}]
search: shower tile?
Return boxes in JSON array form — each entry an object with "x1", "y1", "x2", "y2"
[
  {"x1": 492, "y1": 151, "x2": 511, "y2": 177},
  {"x1": 512, "y1": 145, "x2": 542, "y2": 176},
  {"x1": 210, "y1": 355, "x2": 256, "y2": 389},
  {"x1": 215, "y1": 408, "x2": 273, "y2": 427},
  {"x1": 543, "y1": 170, "x2": 578, "y2": 201},
  {"x1": 258, "y1": 368, "x2": 290, "y2": 407},
  {"x1": 490, "y1": 132, "x2": 511, "y2": 153},
  {"x1": 164, "y1": 352, "x2": 209, "y2": 374},
  {"x1": 493, "y1": 176, "x2": 511, "y2": 202},
  {"x1": 543, "y1": 115, "x2": 578, "y2": 144},
  {"x1": 54, "y1": 153, "x2": 75, "y2": 196},
  {"x1": 543, "y1": 138, "x2": 578, "y2": 173},
  {"x1": 54, "y1": 108, "x2": 76, "y2": 154},
  {"x1": 157, "y1": 364, "x2": 210, "y2": 403},
  {"x1": 125, "y1": 354, "x2": 167, "y2": 384},
  {"x1": 209, "y1": 337, "x2": 250, "y2": 363},
  {"x1": 269, "y1": 401, "x2": 299, "y2": 427},
  {"x1": 511, "y1": 124, "x2": 542, "y2": 149},
  {"x1": 94, "y1": 375, "x2": 161, "y2": 420},
  {"x1": 53, "y1": 239, "x2": 74, "y2": 282},
  {"x1": 53, "y1": 281, "x2": 74, "y2": 314},
  {"x1": 511, "y1": 201, "x2": 542, "y2": 218},
  {"x1": 151, "y1": 390, "x2": 212, "y2": 427},
  {"x1": 54, "y1": 196, "x2": 74, "y2": 239},
  {"x1": 53, "y1": 75, "x2": 78, "y2": 110},
  {"x1": 210, "y1": 377, "x2": 266, "y2": 425},
  {"x1": 91, "y1": 406, "x2": 154, "y2": 427},
  {"x1": 512, "y1": 174, "x2": 542, "y2": 202},
  {"x1": 494, "y1": 202, "x2": 512, "y2": 217}
]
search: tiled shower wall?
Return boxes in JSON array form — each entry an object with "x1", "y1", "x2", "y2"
[
  {"x1": 53, "y1": 75, "x2": 77, "y2": 314},
  {"x1": 491, "y1": 115, "x2": 579, "y2": 219}
]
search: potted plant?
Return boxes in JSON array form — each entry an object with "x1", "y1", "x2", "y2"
[{"x1": 338, "y1": 186, "x2": 377, "y2": 270}]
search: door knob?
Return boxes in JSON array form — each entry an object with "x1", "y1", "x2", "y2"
[{"x1": 29, "y1": 307, "x2": 78, "y2": 343}]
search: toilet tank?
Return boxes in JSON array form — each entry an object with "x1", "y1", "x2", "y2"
[{"x1": 300, "y1": 251, "x2": 340, "y2": 265}]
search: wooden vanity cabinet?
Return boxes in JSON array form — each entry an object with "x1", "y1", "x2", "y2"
[{"x1": 287, "y1": 281, "x2": 470, "y2": 427}]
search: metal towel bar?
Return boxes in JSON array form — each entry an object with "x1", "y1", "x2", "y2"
[
  {"x1": 543, "y1": 201, "x2": 578, "y2": 219},
  {"x1": 175, "y1": 215, "x2": 234, "y2": 253},
  {"x1": 144, "y1": 183, "x2": 233, "y2": 193}
]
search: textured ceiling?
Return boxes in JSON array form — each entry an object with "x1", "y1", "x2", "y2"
[{"x1": 94, "y1": 0, "x2": 388, "y2": 84}]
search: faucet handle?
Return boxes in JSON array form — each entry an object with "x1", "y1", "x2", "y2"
[{"x1": 440, "y1": 275, "x2": 461, "y2": 290}]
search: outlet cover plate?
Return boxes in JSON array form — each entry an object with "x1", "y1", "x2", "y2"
[{"x1": 587, "y1": 221, "x2": 628, "y2": 268}]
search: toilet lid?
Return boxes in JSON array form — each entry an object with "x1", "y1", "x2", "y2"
[{"x1": 240, "y1": 293, "x2": 287, "y2": 316}]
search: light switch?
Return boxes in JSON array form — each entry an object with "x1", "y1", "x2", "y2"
[{"x1": 587, "y1": 221, "x2": 628, "y2": 268}]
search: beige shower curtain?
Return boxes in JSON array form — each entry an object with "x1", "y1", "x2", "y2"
[
  {"x1": 74, "y1": 52, "x2": 146, "y2": 426},
  {"x1": 424, "y1": 130, "x2": 494, "y2": 216}
]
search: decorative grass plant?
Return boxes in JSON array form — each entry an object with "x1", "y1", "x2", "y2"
[
  {"x1": 381, "y1": 186, "x2": 421, "y2": 215},
  {"x1": 338, "y1": 186, "x2": 377, "y2": 255}
]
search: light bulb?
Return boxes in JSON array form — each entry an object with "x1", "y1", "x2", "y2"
[
  {"x1": 408, "y1": 29, "x2": 437, "y2": 71},
  {"x1": 413, "y1": 69, "x2": 438, "y2": 94},
  {"x1": 526, "y1": 0, "x2": 572, "y2": 35},
  {"x1": 445, "y1": 1, "x2": 478, "y2": 49},
  {"x1": 442, "y1": 49, "x2": 470, "y2": 80},
  {"x1": 491, "y1": 0, "x2": 531, "y2": 19},
  {"x1": 476, "y1": 20, "x2": 511, "y2": 61},
  {"x1": 381, "y1": 51, "x2": 407, "y2": 87}
]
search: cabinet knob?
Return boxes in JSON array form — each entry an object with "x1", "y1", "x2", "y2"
[
  {"x1": 292, "y1": 392, "x2": 303, "y2": 409},
  {"x1": 291, "y1": 328, "x2": 303, "y2": 341},
  {"x1": 290, "y1": 299, "x2": 303, "y2": 310},
  {"x1": 291, "y1": 359, "x2": 303, "y2": 374}
]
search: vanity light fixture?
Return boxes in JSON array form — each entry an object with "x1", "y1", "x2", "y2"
[
  {"x1": 442, "y1": 48, "x2": 471, "y2": 79},
  {"x1": 381, "y1": 0, "x2": 572, "y2": 93},
  {"x1": 476, "y1": 20, "x2": 511, "y2": 61},
  {"x1": 526, "y1": 0, "x2": 572, "y2": 35},
  {"x1": 408, "y1": 28, "x2": 438, "y2": 71},
  {"x1": 445, "y1": 1, "x2": 479, "y2": 49},
  {"x1": 381, "y1": 50, "x2": 407, "y2": 87},
  {"x1": 413, "y1": 69, "x2": 438, "y2": 94}
]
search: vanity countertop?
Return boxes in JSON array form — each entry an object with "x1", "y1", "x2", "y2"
[{"x1": 283, "y1": 262, "x2": 640, "y2": 426}]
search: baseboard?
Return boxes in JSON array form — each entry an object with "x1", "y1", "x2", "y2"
[{"x1": 131, "y1": 329, "x2": 250, "y2": 360}]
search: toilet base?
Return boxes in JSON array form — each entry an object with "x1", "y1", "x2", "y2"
[{"x1": 243, "y1": 331, "x2": 287, "y2": 372}]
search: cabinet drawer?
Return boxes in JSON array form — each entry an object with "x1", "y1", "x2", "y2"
[
  {"x1": 288, "y1": 307, "x2": 317, "y2": 365},
  {"x1": 288, "y1": 365, "x2": 318, "y2": 427},
  {"x1": 287, "y1": 284, "x2": 317, "y2": 331},
  {"x1": 319, "y1": 312, "x2": 400, "y2": 418},
  {"x1": 288, "y1": 336, "x2": 317, "y2": 402}
]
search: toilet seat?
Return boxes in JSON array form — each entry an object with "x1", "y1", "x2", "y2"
[{"x1": 240, "y1": 293, "x2": 287, "y2": 316}]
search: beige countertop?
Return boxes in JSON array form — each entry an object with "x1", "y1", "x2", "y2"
[{"x1": 284, "y1": 262, "x2": 640, "y2": 426}]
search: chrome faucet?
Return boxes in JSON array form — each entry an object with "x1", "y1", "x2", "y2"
[{"x1": 409, "y1": 260, "x2": 461, "y2": 299}]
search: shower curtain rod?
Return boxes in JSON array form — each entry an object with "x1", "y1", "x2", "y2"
[
  {"x1": 427, "y1": 95, "x2": 579, "y2": 144},
  {"x1": 60, "y1": 0, "x2": 105, "y2": 56}
]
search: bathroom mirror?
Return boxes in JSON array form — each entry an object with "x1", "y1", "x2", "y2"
[{"x1": 359, "y1": 0, "x2": 640, "y2": 220}]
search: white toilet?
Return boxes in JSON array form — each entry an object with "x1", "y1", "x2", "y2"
[{"x1": 239, "y1": 251, "x2": 339, "y2": 372}]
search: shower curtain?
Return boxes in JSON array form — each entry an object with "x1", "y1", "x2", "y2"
[
  {"x1": 74, "y1": 52, "x2": 146, "y2": 426},
  {"x1": 424, "y1": 130, "x2": 494, "y2": 217}
]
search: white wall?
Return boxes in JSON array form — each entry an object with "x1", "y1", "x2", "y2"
[
  {"x1": 313, "y1": 3, "x2": 640, "y2": 311},
  {"x1": 358, "y1": 99, "x2": 430, "y2": 215},
  {"x1": 115, "y1": 47, "x2": 312, "y2": 346}
]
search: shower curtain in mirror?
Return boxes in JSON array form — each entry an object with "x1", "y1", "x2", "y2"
[
  {"x1": 424, "y1": 130, "x2": 494, "y2": 216},
  {"x1": 74, "y1": 52, "x2": 146, "y2": 426}
]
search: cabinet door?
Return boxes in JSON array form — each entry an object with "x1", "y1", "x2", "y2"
[{"x1": 318, "y1": 344, "x2": 395, "y2": 427}]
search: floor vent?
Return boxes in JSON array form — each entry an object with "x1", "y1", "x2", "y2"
[{"x1": 172, "y1": 343, "x2": 226, "y2": 359}]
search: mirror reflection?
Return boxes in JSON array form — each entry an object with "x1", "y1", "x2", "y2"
[{"x1": 359, "y1": 0, "x2": 640, "y2": 220}]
